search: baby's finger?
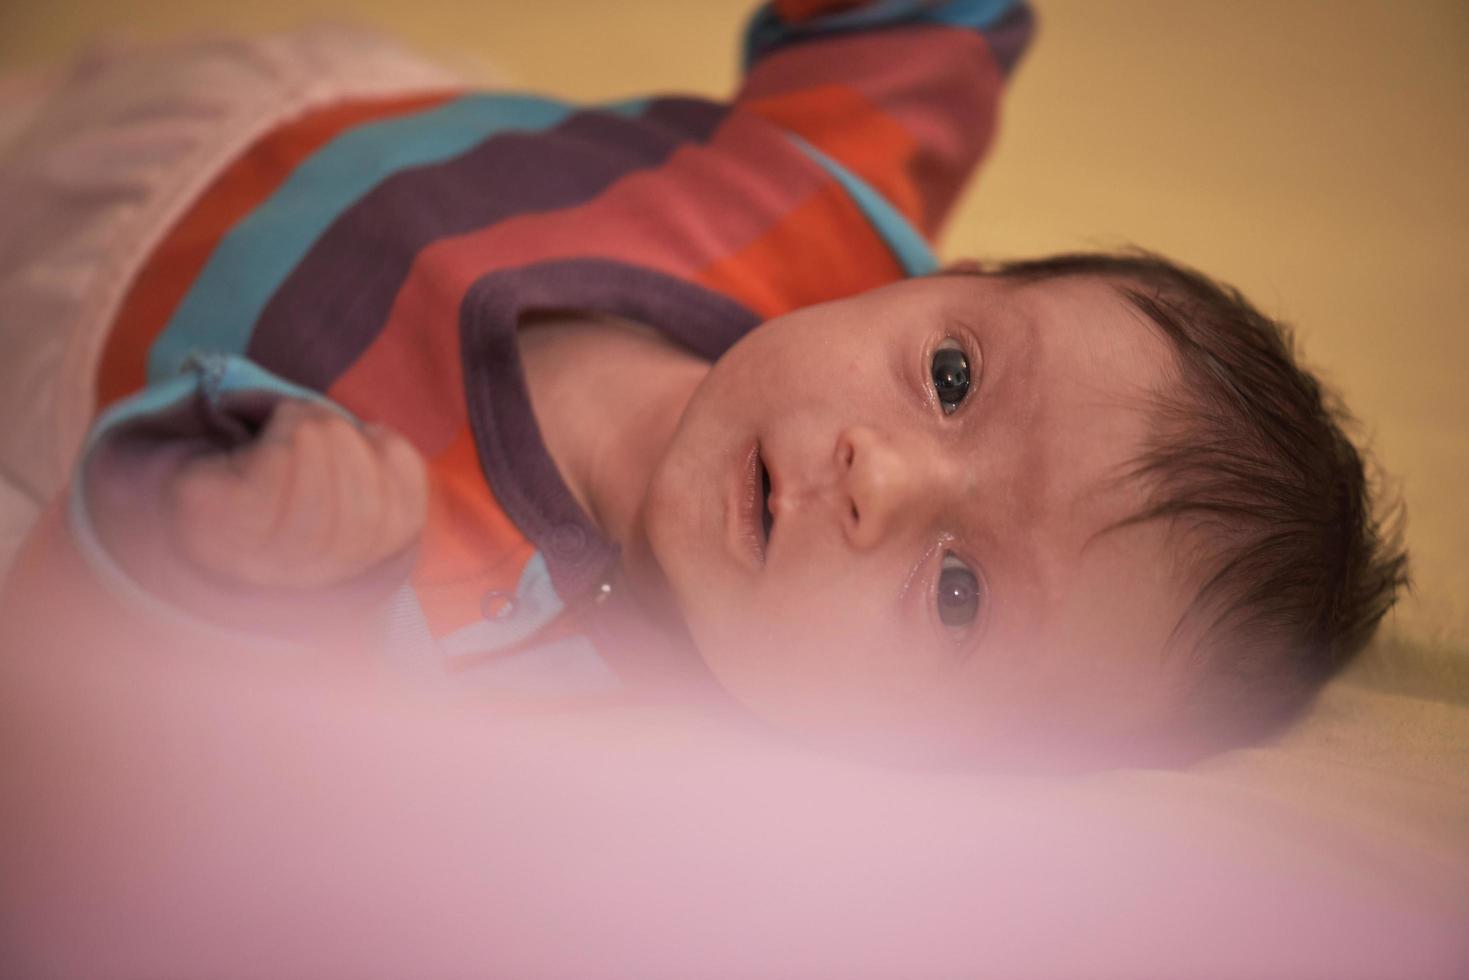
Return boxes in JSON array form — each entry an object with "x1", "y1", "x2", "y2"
[
  {"x1": 272, "y1": 413, "x2": 423, "y2": 583},
  {"x1": 343, "y1": 423, "x2": 422, "y2": 569},
  {"x1": 364, "y1": 422, "x2": 429, "y2": 543},
  {"x1": 173, "y1": 401, "x2": 334, "y2": 584},
  {"x1": 309, "y1": 413, "x2": 383, "y2": 575},
  {"x1": 168, "y1": 437, "x2": 296, "y2": 580},
  {"x1": 267, "y1": 407, "x2": 351, "y2": 583}
]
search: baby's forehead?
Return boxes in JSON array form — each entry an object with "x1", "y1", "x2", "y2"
[
  {"x1": 991, "y1": 274, "x2": 1177, "y2": 422},
  {"x1": 1004, "y1": 273, "x2": 1167, "y2": 347}
]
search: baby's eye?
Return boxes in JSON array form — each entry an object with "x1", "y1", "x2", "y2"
[
  {"x1": 937, "y1": 551, "x2": 981, "y2": 630},
  {"x1": 930, "y1": 341, "x2": 970, "y2": 414}
]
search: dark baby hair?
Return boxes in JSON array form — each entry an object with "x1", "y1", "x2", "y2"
[{"x1": 969, "y1": 250, "x2": 1409, "y2": 759}]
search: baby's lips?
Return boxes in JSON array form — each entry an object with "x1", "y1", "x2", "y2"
[
  {"x1": 731, "y1": 440, "x2": 767, "y2": 571},
  {"x1": 760, "y1": 453, "x2": 779, "y2": 547}
]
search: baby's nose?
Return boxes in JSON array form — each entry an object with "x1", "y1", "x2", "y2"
[{"x1": 833, "y1": 425, "x2": 939, "y2": 551}]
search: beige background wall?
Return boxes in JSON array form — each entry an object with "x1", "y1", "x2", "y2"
[{"x1": 3, "y1": 0, "x2": 1466, "y2": 660}]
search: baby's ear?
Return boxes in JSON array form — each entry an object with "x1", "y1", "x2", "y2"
[{"x1": 938, "y1": 258, "x2": 987, "y2": 276}]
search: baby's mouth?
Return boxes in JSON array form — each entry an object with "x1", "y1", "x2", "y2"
[
  {"x1": 759, "y1": 454, "x2": 775, "y2": 547},
  {"x1": 737, "y1": 443, "x2": 773, "y2": 570}
]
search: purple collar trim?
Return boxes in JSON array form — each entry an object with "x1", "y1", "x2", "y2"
[{"x1": 458, "y1": 258, "x2": 759, "y2": 602}]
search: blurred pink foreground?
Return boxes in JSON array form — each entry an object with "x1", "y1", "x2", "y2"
[{"x1": 2, "y1": 585, "x2": 1464, "y2": 979}]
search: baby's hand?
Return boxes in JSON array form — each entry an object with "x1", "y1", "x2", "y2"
[{"x1": 166, "y1": 400, "x2": 428, "y2": 588}]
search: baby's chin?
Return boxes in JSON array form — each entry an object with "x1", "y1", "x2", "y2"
[
  {"x1": 637, "y1": 451, "x2": 709, "y2": 614},
  {"x1": 639, "y1": 405, "x2": 761, "y2": 609}
]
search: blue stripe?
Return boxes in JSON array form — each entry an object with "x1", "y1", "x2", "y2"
[
  {"x1": 787, "y1": 135, "x2": 937, "y2": 277},
  {"x1": 921, "y1": 0, "x2": 1022, "y2": 30},
  {"x1": 743, "y1": 0, "x2": 1020, "y2": 70},
  {"x1": 437, "y1": 551, "x2": 567, "y2": 659},
  {"x1": 146, "y1": 93, "x2": 646, "y2": 384}
]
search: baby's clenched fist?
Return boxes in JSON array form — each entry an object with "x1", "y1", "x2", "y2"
[{"x1": 165, "y1": 400, "x2": 428, "y2": 588}]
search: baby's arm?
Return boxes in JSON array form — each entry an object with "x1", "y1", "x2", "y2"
[
  {"x1": 736, "y1": 0, "x2": 1034, "y2": 240},
  {"x1": 1, "y1": 357, "x2": 426, "y2": 658}
]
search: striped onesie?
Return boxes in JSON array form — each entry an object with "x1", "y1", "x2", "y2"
[{"x1": 0, "y1": 0, "x2": 1032, "y2": 700}]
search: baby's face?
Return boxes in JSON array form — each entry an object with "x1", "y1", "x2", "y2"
[{"x1": 643, "y1": 273, "x2": 1196, "y2": 762}]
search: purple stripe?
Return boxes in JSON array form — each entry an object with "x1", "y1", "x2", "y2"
[
  {"x1": 460, "y1": 259, "x2": 759, "y2": 601},
  {"x1": 985, "y1": 3, "x2": 1035, "y2": 78},
  {"x1": 245, "y1": 97, "x2": 727, "y2": 391}
]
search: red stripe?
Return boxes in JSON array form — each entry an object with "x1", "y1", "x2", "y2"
[{"x1": 739, "y1": 25, "x2": 998, "y2": 236}]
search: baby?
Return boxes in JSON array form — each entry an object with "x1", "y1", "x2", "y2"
[{"x1": 0, "y1": 0, "x2": 1405, "y2": 767}]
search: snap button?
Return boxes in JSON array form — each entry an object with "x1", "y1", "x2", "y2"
[
  {"x1": 550, "y1": 523, "x2": 587, "y2": 556},
  {"x1": 480, "y1": 589, "x2": 516, "y2": 621}
]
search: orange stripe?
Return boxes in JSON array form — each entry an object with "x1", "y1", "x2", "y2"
[
  {"x1": 94, "y1": 90, "x2": 460, "y2": 410},
  {"x1": 695, "y1": 180, "x2": 905, "y2": 318},
  {"x1": 743, "y1": 84, "x2": 924, "y2": 231}
]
